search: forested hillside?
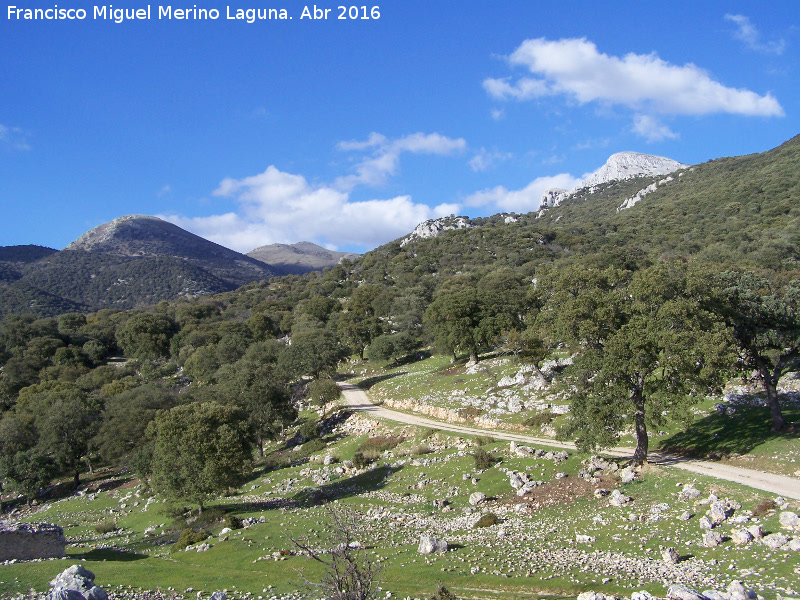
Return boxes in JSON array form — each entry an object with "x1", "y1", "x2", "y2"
[{"x1": 0, "y1": 134, "x2": 798, "y2": 508}]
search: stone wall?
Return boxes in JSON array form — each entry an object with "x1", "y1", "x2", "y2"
[{"x1": 0, "y1": 521, "x2": 65, "y2": 561}]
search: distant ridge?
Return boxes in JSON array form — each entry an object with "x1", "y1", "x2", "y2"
[{"x1": 247, "y1": 241, "x2": 360, "y2": 275}]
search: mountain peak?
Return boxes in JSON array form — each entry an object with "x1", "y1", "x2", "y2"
[
  {"x1": 579, "y1": 152, "x2": 688, "y2": 189},
  {"x1": 247, "y1": 242, "x2": 360, "y2": 275},
  {"x1": 540, "y1": 151, "x2": 688, "y2": 209}
]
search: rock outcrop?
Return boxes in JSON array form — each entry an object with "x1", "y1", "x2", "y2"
[{"x1": 400, "y1": 216, "x2": 472, "y2": 247}]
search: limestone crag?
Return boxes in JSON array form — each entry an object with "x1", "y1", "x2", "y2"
[
  {"x1": 400, "y1": 216, "x2": 472, "y2": 247},
  {"x1": 540, "y1": 151, "x2": 688, "y2": 211}
]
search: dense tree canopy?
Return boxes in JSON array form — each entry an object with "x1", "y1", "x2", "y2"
[
  {"x1": 149, "y1": 401, "x2": 254, "y2": 510},
  {"x1": 545, "y1": 264, "x2": 734, "y2": 464}
]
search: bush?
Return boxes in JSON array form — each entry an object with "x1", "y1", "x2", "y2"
[
  {"x1": 430, "y1": 585, "x2": 458, "y2": 600},
  {"x1": 473, "y1": 435, "x2": 495, "y2": 446},
  {"x1": 753, "y1": 498, "x2": 779, "y2": 517},
  {"x1": 351, "y1": 451, "x2": 371, "y2": 469},
  {"x1": 458, "y1": 407, "x2": 483, "y2": 419},
  {"x1": 297, "y1": 418, "x2": 320, "y2": 441},
  {"x1": 225, "y1": 515, "x2": 243, "y2": 530},
  {"x1": 524, "y1": 410, "x2": 554, "y2": 428},
  {"x1": 357, "y1": 435, "x2": 404, "y2": 454},
  {"x1": 472, "y1": 447, "x2": 500, "y2": 470},
  {"x1": 301, "y1": 437, "x2": 328, "y2": 454},
  {"x1": 473, "y1": 512, "x2": 499, "y2": 528},
  {"x1": 171, "y1": 528, "x2": 211, "y2": 553},
  {"x1": 94, "y1": 520, "x2": 117, "y2": 534},
  {"x1": 412, "y1": 444, "x2": 433, "y2": 456}
]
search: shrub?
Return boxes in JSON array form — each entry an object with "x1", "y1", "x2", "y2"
[
  {"x1": 473, "y1": 512, "x2": 499, "y2": 528},
  {"x1": 472, "y1": 447, "x2": 500, "y2": 470},
  {"x1": 297, "y1": 418, "x2": 320, "y2": 441},
  {"x1": 225, "y1": 515, "x2": 243, "y2": 530},
  {"x1": 301, "y1": 437, "x2": 327, "y2": 454},
  {"x1": 753, "y1": 498, "x2": 778, "y2": 517},
  {"x1": 352, "y1": 451, "x2": 371, "y2": 469},
  {"x1": 458, "y1": 407, "x2": 483, "y2": 419},
  {"x1": 171, "y1": 528, "x2": 211, "y2": 553},
  {"x1": 357, "y1": 435, "x2": 404, "y2": 454},
  {"x1": 524, "y1": 410, "x2": 554, "y2": 428},
  {"x1": 412, "y1": 444, "x2": 433, "y2": 456},
  {"x1": 474, "y1": 435, "x2": 495, "y2": 446},
  {"x1": 430, "y1": 585, "x2": 458, "y2": 600},
  {"x1": 94, "y1": 520, "x2": 117, "y2": 534},
  {"x1": 262, "y1": 452, "x2": 293, "y2": 471}
]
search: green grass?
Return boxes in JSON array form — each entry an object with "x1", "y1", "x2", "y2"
[{"x1": 4, "y1": 418, "x2": 799, "y2": 600}]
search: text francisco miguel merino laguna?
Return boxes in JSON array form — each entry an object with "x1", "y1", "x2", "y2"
[{"x1": 6, "y1": 5, "x2": 326, "y2": 23}]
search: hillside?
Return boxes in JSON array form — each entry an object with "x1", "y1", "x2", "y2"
[
  {"x1": 0, "y1": 216, "x2": 278, "y2": 317},
  {"x1": 247, "y1": 241, "x2": 360, "y2": 275}
]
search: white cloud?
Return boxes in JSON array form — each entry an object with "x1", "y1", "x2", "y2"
[
  {"x1": 161, "y1": 151, "x2": 462, "y2": 253},
  {"x1": 631, "y1": 115, "x2": 679, "y2": 143},
  {"x1": 334, "y1": 132, "x2": 466, "y2": 190},
  {"x1": 485, "y1": 37, "x2": 784, "y2": 139},
  {"x1": 0, "y1": 124, "x2": 31, "y2": 151},
  {"x1": 469, "y1": 147, "x2": 513, "y2": 172},
  {"x1": 725, "y1": 14, "x2": 786, "y2": 55},
  {"x1": 465, "y1": 173, "x2": 582, "y2": 213}
]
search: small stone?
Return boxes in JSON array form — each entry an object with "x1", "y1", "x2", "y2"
[
  {"x1": 761, "y1": 533, "x2": 789, "y2": 550},
  {"x1": 702, "y1": 530, "x2": 723, "y2": 548},
  {"x1": 779, "y1": 511, "x2": 800, "y2": 530},
  {"x1": 667, "y1": 585, "x2": 707, "y2": 600},
  {"x1": 731, "y1": 529, "x2": 754, "y2": 546},
  {"x1": 662, "y1": 547, "x2": 680, "y2": 564},
  {"x1": 417, "y1": 535, "x2": 448, "y2": 555},
  {"x1": 469, "y1": 492, "x2": 486, "y2": 506}
]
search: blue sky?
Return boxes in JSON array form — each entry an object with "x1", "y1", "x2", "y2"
[{"x1": 1, "y1": 1, "x2": 798, "y2": 253}]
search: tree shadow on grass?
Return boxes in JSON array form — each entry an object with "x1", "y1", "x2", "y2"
[
  {"x1": 219, "y1": 465, "x2": 402, "y2": 516},
  {"x1": 357, "y1": 372, "x2": 407, "y2": 390},
  {"x1": 72, "y1": 548, "x2": 148, "y2": 562},
  {"x1": 659, "y1": 404, "x2": 799, "y2": 458}
]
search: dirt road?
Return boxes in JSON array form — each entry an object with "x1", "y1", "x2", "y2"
[{"x1": 339, "y1": 382, "x2": 800, "y2": 501}]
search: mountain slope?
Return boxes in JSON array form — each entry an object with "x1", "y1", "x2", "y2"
[
  {"x1": 67, "y1": 215, "x2": 275, "y2": 287},
  {"x1": 0, "y1": 216, "x2": 279, "y2": 317},
  {"x1": 247, "y1": 241, "x2": 360, "y2": 275},
  {"x1": 540, "y1": 151, "x2": 688, "y2": 208}
]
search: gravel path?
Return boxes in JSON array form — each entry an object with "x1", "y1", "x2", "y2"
[{"x1": 339, "y1": 382, "x2": 800, "y2": 500}]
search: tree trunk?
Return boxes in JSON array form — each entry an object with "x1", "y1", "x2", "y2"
[
  {"x1": 760, "y1": 366, "x2": 786, "y2": 432},
  {"x1": 73, "y1": 469, "x2": 80, "y2": 490},
  {"x1": 258, "y1": 436, "x2": 264, "y2": 459},
  {"x1": 632, "y1": 390, "x2": 648, "y2": 465},
  {"x1": 766, "y1": 382, "x2": 786, "y2": 431}
]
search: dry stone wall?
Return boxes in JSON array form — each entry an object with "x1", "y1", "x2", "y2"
[{"x1": 0, "y1": 521, "x2": 65, "y2": 561}]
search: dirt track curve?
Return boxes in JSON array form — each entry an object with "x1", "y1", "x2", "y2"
[{"x1": 338, "y1": 382, "x2": 800, "y2": 501}]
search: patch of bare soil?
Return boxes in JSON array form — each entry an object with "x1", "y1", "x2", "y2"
[{"x1": 501, "y1": 475, "x2": 618, "y2": 511}]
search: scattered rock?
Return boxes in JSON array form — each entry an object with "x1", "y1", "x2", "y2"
[
  {"x1": 679, "y1": 484, "x2": 702, "y2": 501},
  {"x1": 667, "y1": 585, "x2": 707, "y2": 600},
  {"x1": 779, "y1": 511, "x2": 800, "y2": 531},
  {"x1": 731, "y1": 528, "x2": 754, "y2": 546},
  {"x1": 662, "y1": 547, "x2": 680, "y2": 565},
  {"x1": 418, "y1": 535, "x2": 448, "y2": 554},
  {"x1": 761, "y1": 533, "x2": 789, "y2": 550},
  {"x1": 469, "y1": 492, "x2": 486, "y2": 506},
  {"x1": 576, "y1": 534, "x2": 596, "y2": 544},
  {"x1": 47, "y1": 565, "x2": 107, "y2": 600},
  {"x1": 608, "y1": 489, "x2": 631, "y2": 507},
  {"x1": 702, "y1": 531, "x2": 723, "y2": 548}
]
